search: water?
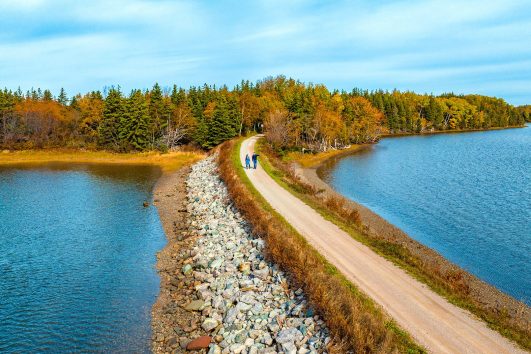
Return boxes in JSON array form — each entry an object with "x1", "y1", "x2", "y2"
[
  {"x1": 0, "y1": 163, "x2": 165, "y2": 353},
  {"x1": 320, "y1": 126, "x2": 531, "y2": 304}
]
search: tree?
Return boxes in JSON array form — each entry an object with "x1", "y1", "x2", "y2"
[
  {"x1": 264, "y1": 108, "x2": 295, "y2": 149},
  {"x1": 309, "y1": 104, "x2": 343, "y2": 151},
  {"x1": 120, "y1": 89, "x2": 150, "y2": 151},
  {"x1": 148, "y1": 83, "x2": 168, "y2": 148},
  {"x1": 58, "y1": 88, "x2": 68, "y2": 106},
  {"x1": 343, "y1": 96, "x2": 383, "y2": 143},
  {"x1": 204, "y1": 95, "x2": 238, "y2": 148},
  {"x1": 162, "y1": 101, "x2": 196, "y2": 149},
  {"x1": 43, "y1": 89, "x2": 53, "y2": 101},
  {"x1": 98, "y1": 87, "x2": 124, "y2": 149},
  {"x1": 237, "y1": 90, "x2": 262, "y2": 135},
  {"x1": 77, "y1": 91, "x2": 104, "y2": 143}
]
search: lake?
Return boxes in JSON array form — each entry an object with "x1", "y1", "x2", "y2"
[
  {"x1": 319, "y1": 126, "x2": 531, "y2": 304},
  {"x1": 0, "y1": 163, "x2": 165, "y2": 353}
]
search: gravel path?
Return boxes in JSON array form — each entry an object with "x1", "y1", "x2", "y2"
[{"x1": 241, "y1": 135, "x2": 525, "y2": 354}]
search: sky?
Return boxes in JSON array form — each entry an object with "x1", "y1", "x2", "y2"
[{"x1": 0, "y1": 0, "x2": 530, "y2": 105}]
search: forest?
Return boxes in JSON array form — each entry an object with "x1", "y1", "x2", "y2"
[{"x1": 0, "y1": 76, "x2": 526, "y2": 152}]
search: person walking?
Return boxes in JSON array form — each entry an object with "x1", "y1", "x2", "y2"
[
  {"x1": 245, "y1": 154, "x2": 251, "y2": 169},
  {"x1": 252, "y1": 153, "x2": 259, "y2": 169}
]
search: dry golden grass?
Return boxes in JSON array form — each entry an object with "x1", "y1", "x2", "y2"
[
  {"x1": 284, "y1": 145, "x2": 365, "y2": 168},
  {"x1": 0, "y1": 149, "x2": 204, "y2": 172},
  {"x1": 218, "y1": 139, "x2": 424, "y2": 353}
]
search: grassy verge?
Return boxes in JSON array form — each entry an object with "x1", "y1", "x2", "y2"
[
  {"x1": 0, "y1": 149, "x2": 204, "y2": 172},
  {"x1": 256, "y1": 139, "x2": 531, "y2": 350},
  {"x1": 218, "y1": 138, "x2": 425, "y2": 353}
]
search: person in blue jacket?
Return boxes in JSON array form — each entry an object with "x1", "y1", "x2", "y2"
[
  {"x1": 245, "y1": 154, "x2": 251, "y2": 169},
  {"x1": 252, "y1": 153, "x2": 260, "y2": 169}
]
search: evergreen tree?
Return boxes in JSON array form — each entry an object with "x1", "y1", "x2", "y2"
[
  {"x1": 170, "y1": 85, "x2": 184, "y2": 105},
  {"x1": 98, "y1": 87, "x2": 124, "y2": 149},
  {"x1": 58, "y1": 88, "x2": 68, "y2": 106},
  {"x1": 43, "y1": 89, "x2": 53, "y2": 101},
  {"x1": 120, "y1": 89, "x2": 150, "y2": 151},
  {"x1": 149, "y1": 83, "x2": 169, "y2": 148},
  {"x1": 204, "y1": 96, "x2": 238, "y2": 148}
]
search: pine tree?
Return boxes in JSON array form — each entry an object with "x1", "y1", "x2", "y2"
[
  {"x1": 43, "y1": 89, "x2": 53, "y2": 101},
  {"x1": 98, "y1": 87, "x2": 124, "y2": 149},
  {"x1": 120, "y1": 89, "x2": 150, "y2": 151},
  {"x1": 58, "y1": 88, "x2": 68, "y2": 106},
  {"x1": 204, "y1": 96, "x2": 238, "y2": 148},
  {"x1": 149, "y1": 83, "x2": 169, "y2": 148},
  {"x1": 170, "y1": 85, "x2": 187, "y2": 106}
]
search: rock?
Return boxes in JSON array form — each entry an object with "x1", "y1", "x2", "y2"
[
  {"x1": 209, "y1": 258, "x2": 223, "y2": 269},
  {"x1": 238, "y1": 262, "x2": 251, "y2": 274},
  {"x1": 275, "y1": 328, "x2": 303, "y2": 344},
  {"x1": 177, "y1": 155, "x2": 330, "y2": 353},
  {"x1": 281, "y1": 342, "x2": 297, "y2": 354},
  {"x1": 202, "y1": 318, "x2": 219, "y2": 332},
  {"x1": 143, "y1": 201, "x2": 149, "y2": 207},
  {"x1": 182, "y1": 264, "x2": 193, "y2": 275},
  {"x1": 224, "y1": 307, "x2": 239, "y2": 324},
  {"x1": 208, "y1": 344, "x2": 222, "y2": 354},
  {"x1": 185, "y1": 299, "x2": 205, "y2": 311},
  {"x1": 186, "y1": 335, "x2": 212, "y2": 350},
  {"x1": 167, "y1": 336, "x2": 177, "y2": 347},
  {"x1": 254, "y1": 266, "x2": 270, "y2": 280},
  {"x1": 229, "y1": 343, "x2": 246, "y2": 353}
]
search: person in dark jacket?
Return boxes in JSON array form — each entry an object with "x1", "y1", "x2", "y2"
[
  {"x1": 252, "y1": 153, "x2": 259, "y2": 169},
  {"x1": 245, "y1": 154, "x2": 251, "y2": 169}
]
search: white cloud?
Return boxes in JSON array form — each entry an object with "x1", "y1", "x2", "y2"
[{"x1": 0, "y1": 0, "x2": 529, "y2": 104}]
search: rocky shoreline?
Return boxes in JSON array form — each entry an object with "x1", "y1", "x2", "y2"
[{"x1": 152, "y1": 155, "x2": 330, "y2": 353}]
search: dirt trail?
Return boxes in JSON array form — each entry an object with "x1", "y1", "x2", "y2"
[{"x1": 241, "y1": 135, "x2": 525, "y2": 354}]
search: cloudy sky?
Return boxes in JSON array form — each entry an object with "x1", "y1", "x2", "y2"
[{"x1": 0, "y1": 0, "x2": 530, "y2": 104}]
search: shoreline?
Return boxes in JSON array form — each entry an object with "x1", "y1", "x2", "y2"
[
  {"x1": 151, "y1": 154, "x2": 333, "y2": 353},
  {"x1": 291, "y1": 151, "x2": 530, "y2": 333},
  {"x1": 380, "y1": 124, "x2": 526, "y2": 139},
  {"x1": 151, "y1": 167, "x2": 207, "y2": 353}
]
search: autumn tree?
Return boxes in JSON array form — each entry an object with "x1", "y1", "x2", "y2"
[
  {"x1": 343, "y1": 96, "x2": 383, "y2": 143},
  {"x1": 264, "y1": 108, "x2": 295, "y2": 149},
  {"x1": 76, "y1": 91, "x2": 104, "y2": 143}
]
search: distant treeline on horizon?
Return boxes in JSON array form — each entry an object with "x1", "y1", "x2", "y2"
[{"x1": 0, "y1": 76, "x2": 529, "y2": 152}]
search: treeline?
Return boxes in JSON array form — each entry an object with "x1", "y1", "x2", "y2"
[
  {"x1": 516, "y1": 105, "x2": 531, "y2": 122},
  {"x1": 0, "y1": 76, "x2": 526, "y2": 152}
]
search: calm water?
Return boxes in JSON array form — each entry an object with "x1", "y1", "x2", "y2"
[
  {"x1": 0, "y1": 163, "x2": 165, "y2": 353},
  {"x1": 320, "y1": 126, "x2": 531, "y2": 303}
]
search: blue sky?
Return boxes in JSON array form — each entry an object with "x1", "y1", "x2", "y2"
[{"x1": 0, "y1": 0, "x2": 530, "y2": 104}]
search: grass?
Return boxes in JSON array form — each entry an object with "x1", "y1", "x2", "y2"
[
  {"x1": 283, "y1": 144, "x2": 366, "y2": 168},
  {"x1": 218, "y1": 138, "x2": 425, "y2": 353},
  {"x1": 256, "y1": 138, "x2": 531, "y2": 351},
  {"x1": 0, "y1": 149, "x2": 204, "y2": 172}
]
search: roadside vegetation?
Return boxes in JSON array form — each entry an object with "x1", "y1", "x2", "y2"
[
  {"x1": 217, "y1": 138, "x2": 425, "y2": 353},
  {"x1": 256, "y1": 139, "x2": 531, "y2": 351}
]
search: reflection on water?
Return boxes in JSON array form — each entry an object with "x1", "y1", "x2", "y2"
[
  {"x1": 0, "y1": 162, "x2": 164, "y2": 353},
  {"x1": 320, "y1": 126, "x2": 531, "y2": 304}
]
